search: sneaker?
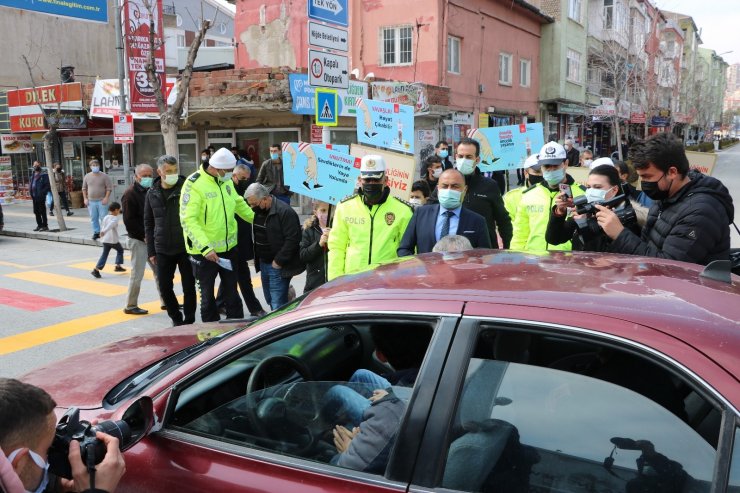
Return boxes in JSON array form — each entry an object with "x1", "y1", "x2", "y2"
[
  {"x1": 66, "y1": 211, "x2": 74, "y2": 216},
  {"x1": 49, "y1": 210, "x2": 54, "y2": 216},
  {"x1": 91, "y1": 269, "x2": 101, "y2": 278},
  {"x1": 33, "y1": 226, "x2": 41, "y2": 231},
  {"x1": 114, "y1": 265, "x2": 126, "y2": 272},
  {"x1": 123, "y1": 306, "x2": 149, "y2": 315},
  {"x1": 92, "y1": 233, "x2": 100, "y2": 240},
  {"x1": 38, "y1": 226, "x2": 49, "y2": 232}
]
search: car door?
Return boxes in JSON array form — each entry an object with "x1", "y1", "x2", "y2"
[
  {"x1": 408, "y1": 312, "x2": 739, "y2": 493},
  {"x1": 118, "y1": 312, "x2": 461, "y2": 493}
]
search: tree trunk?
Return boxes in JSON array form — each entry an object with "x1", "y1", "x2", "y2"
[
  {"x1": 613, "y1": 116, "x2": 623, "y2": 161},
  {"x1": 160, "y1": 114, "x2": 179, "y2": 156},
  {"x1": 44, "y1": 129, "x2": 67, "y2": 231}
]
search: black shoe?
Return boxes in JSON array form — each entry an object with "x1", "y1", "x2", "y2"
[
  {"x1": 124, "y1": 307, "x2": 149, "y2": 315},
  {"x1": 250, "y1": 310, "x2": 267, "y2": 317},
  {"x1": 33, "y1": 226, "x2": 41, "y2": 231},
  {"x1": 91, "y1": 269, "x2": 101, "y2": 278},
  {"x1": 49, "y1": 211, "x2": 54, "y2": 216},
  {"x1": 67, "y1": 211, "x2": 74, "y2": 216},
  {"x1": 183, "y1": 318, "x2": 195, "y2": 325},
  {"x1": 314, "y1": 183, "x2": 323, "y2": 189},
  {"x1": 161, "y1": 304, "x2": 167, "y2": 310},
  {"x1": 302, "y1": 181, "x2": 311, "y2": 190},
  {"x1": 114, "y1": 265, "x2": 126, "y2": 272},
  {"x1": 39, "y1": 226, "x2": 48, "y2": 231},
  {"x1": 92, "y1": 233, "x2": 100, "y2": 240}
]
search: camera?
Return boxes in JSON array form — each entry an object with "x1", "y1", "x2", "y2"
[
  {"x1": 572, "y1": 193, "x2": 637, "y2": 237},
  {"x1": 47, "y1": 407, "x2": 131, "y2": 479}
]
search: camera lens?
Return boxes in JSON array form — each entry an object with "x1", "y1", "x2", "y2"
[{"x1": 94, "y1": 419, "x2": 132, "y2": 445}]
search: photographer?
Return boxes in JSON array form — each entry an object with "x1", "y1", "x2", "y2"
[
  {"x1": 0, "y1": 378, "x2": 125, "y2": 493},
  {"x1": 546, "y1": 165, "x2": 640, "y2": 252}
]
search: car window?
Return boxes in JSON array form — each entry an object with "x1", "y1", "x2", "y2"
[
  {"x1": 169, "y1": 318, "x2": 436, "y2": 477},
  {"x1": 730, "y1": 428, "x2": 740, "y2": 490},
  {"x1": 440, "y1": 329, "x2": 719, "y2": 493}
]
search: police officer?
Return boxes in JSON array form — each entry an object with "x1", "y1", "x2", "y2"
[
  {"x1": 503, "y1": 153, "x2": 544, "y2": 222},
  {"x1": 328, "y1": 155, "x2": 413, "y2": 280},
  {"x1": 180, "y1": 147, "x2": 254, "y2": 322},
  {"x1": 511, "y1": 141, "x2": 585, "y2": 251}
]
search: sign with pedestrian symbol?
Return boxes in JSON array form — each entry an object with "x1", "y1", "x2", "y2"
[{"x1": 315, "y1": 88, "x2": 338, "y2": 126}]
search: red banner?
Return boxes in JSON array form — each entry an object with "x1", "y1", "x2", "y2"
[
  {"x1": 125, "y1": 0, "x2": 165, "y2": 113},
  {"x1": 7, "y1": 83, "x2": 83, "y2": 133}
]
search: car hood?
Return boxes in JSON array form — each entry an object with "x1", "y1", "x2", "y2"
[{"x1": 21, "y1": 322, "x2": 244, "y2": 409}]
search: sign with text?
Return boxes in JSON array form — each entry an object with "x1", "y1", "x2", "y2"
[
  {"x1": 1, "y1": 134, "x2": 33, "y2": 154},
  {"x1": 686, "y1": 151, "x2": 717, "y2": 176},
  {"x1": 467, "y1": 123, "x2": 545, "y2": 172},
  {"x1": 6, "y1": 83, "x2": 83, "y2": 133},
  {"x1": 350, "y1": 143, "x2": 415, "y2": 201},
  {"x1": 356, "y1": 99, "x2": 414, "y2": 154},
  {"x1": 315, "y1": 88, "x2": 338, "y2": 126},
  {"x1": 289, "y1": 73, "x2": 367, "y2": 117},
  {"x1": 308, "y1": 21, "x2": 348, "y2": 52},
  {"x1": 309, "y1": 49, "x2": 349, "y2": 89},
  {"x1": 0, "y1": 155, "x2": 14, "y2": 205},
  {"x1": 282, "y1": 142, "x2": 360, "y2": 205},
  {"x1": 307, "y1": 0, "x2": 348, "y2": 27},
  {"x1": 0, "y1": 0, "x2": 107, "y2": 22},
  {"x1": 43, "y1": 109, "x2": 87, "y2": 129},
  {"x1": 113, "y1": 114, "x2": 134, "y2": 144},
  {"x1": 371, "y1": 82, "x2": 429, "y2": 115},
  {"x1": 125, "y1": 0, "x2": 166, "y2": 113},
  {"x1": 90, "y1": 78, "x2": 183, "y2": 119}
]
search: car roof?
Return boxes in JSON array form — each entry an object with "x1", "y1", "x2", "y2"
[{"x1": 303, "y1": 250, "x2": 740, "y2": 373}]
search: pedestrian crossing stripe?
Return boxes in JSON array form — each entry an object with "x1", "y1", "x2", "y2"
[{"x1": 6, "y1": 271, "x2": 128, "y2": 296}]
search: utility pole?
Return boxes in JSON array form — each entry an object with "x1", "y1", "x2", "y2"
[{"x1": 115, "y1": 0, "x2": 131, "y2": 186}]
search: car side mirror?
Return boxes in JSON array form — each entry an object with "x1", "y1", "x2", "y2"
[{"x1": 120, "y1": 396, "x2": 154, "y2": 451}]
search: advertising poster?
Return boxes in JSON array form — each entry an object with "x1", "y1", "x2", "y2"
[
  {"x1": 0, "y1": 0, "x2": 107, "y2": 22},
  {"x1": 356, "y1": 99, "x2": 414, "y2": 154},
  {"x1": 371, "y1": 82, "x2": 429, "y2": 115},
  {"x1": 0, "y1": 156, "x2": 14, "y2": 205},
  {"x1": 350, "y1": 144, "x2": 415, "y2": 201},
  {"x1": 125, "y1": 0, "x2": 166, "y2": 113},
  {"x1": 289, "y1": 74, "x2": 368, "y2": 117},
  {"x1": 467, "y1": 123, "x2": 545, "y2": 172},
  {"x1": 1, "y1": 134, "x2": 33, "y2": 154},
  {"x1": 686, "y1": 151, "x2": 717, "y2": 176},
  {"x1": 282, "y1": 142, "x2": 361, "y2": 205},
  {"x1": 89, "y1": 78, "x2": 183, "y2": 119}
]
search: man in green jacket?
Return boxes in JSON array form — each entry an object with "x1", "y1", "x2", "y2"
[
  {"x1": 511, "y1": 141, "x2": 585, "y2": 251},
  {"x1": 180, "y1": 147, "x2": 255, "y2": 322},
  {"x1": 328, "y1": 155, "x2": 413, "y2": 280}
]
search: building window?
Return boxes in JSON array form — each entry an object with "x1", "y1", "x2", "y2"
[
  {"x1": 499, "y1": 53, "x2": 513, "y2": 85},
  {"x1": 448, "y1": 36, "x2": 461, "y2": 74},
  {"x1": 604, "y1": 0, "x2": 614, "y2": 29},
  {"x1": 520, "y1": 59, "x2": 531, "y2": 87},
  {"x1": 567, "y1": 49, "x2": 581, "y2": 83},
  {"x1": 176, "y1": 34, "x2": 186, "y2": 47},
  {"x1": 381, "y1": 26, "x2": 413, "y2": 66},
  {"x1": 568, "y1": 0, "x2": 581, "y2": 23}
]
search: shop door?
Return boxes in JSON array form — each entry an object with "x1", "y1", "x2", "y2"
[{"x1": 83, "y1": 142, "x2": 104, "y2": 167}]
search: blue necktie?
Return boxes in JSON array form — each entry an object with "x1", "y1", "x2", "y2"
[{"x1": 441, "y1": 210, "x2": 454, "y2": 238}]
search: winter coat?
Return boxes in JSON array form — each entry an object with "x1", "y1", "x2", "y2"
[
  {"x1": 611, "y1": 171, "x2": 734, "y2": 265},
  {"x1": 100, "y1": 214, "x2": 121, "y2": 244},
  {"x1": 122, "y1": 181, "x2": 148, "y2": 241},
  {"x1": 546, "y1": 200, "x2": 641, "y2": 252},
  {"x1": 144, "y1": 176, "x2": 187, "y2": 257},
  {"x1": 30, "y1": 172, "x2": 50, "y2": 200},
  {"x1": 253, "y1": 197, "x2": 304, "y2": 278},
  {"x1": 300, "y1": 216, "x2": 327, "y2": 292}
]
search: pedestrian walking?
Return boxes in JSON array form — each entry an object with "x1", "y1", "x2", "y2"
[
  {"x1": 49, "y1": 163, "x2": 73, "y2": 216},
  {"x1": 29, "y1": 161, "x2": 50, "y2": 231},
  {"x1": 82, "y1": 159, "x2": 112, "y2": 240},
  {"x1": 91, "y1": 202, "x2": 125, "y2": 278}
]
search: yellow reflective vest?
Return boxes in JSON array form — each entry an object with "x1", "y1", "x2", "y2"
[
  {"x1": 327, "y1": 191, "x2": 413, "y2": 280},
  {"x1": 180, "y1": 165, "x2": 254, "y2": 255},
  {"x1": 510, "y1": 179, "x2": 585, "y2": 251},
  {"x1": 503, "y1": 186, "x2": 529, "y2": 222}
]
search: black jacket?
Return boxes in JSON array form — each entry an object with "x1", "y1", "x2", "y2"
[
  {"x1": 30, "y1": 172, "x2": 50, "y2": 199},
  {"x1": 299, "y1": 216, "x2": 327, "y2": 292},
  {"x1": 253, "y1": 198, "x2": 304, "y2": 278},
  {"x1": 611, "y1": 171, "x2": 734, "y2": 265},
  {"x1": 122, "y1": 181, "x2": 148, "y2": 241},
  {"x1": 546, "y1": 200, "x2": 641, "y2": 252},
  {"x1": 397, "y1": 204, "x2": 491, "y2": 255},
  {"x1": 144, "y1": 176, "x2": 186, "y2": 257},
  {"x1": 566, "y1": 147, "x2": 580, "y2": 167}
]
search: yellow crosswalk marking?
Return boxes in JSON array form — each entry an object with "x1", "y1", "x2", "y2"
[
  {"x1": 0, "y1": 300, "x2": 164, "y2": 355},
  {"x1": 67, "y1": 262, "x2": 176, "y2": 282},
  {"x1": 6, "y1": 271, "x2": 128, "y2": 296}
]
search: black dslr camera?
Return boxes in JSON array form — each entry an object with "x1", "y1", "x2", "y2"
[
  {"x1": 572, "y1": 193, "x2": 637, "y2": 237},
  {"x1": 47, "y1": 407, "x2": 131, "y2": 479}
]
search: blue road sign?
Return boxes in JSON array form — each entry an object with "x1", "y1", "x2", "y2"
[
  {"x1": 315, "y1": 89, "x2": 339, "y2": 126},
  {"x1": 307, "y1": 0, "x2": 348, "y2": 28}
]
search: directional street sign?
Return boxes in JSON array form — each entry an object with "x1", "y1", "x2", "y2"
[
  {"x1": 315, "y1": 88, "x2": 338, "y2": 126},
  {"x1": 308, "y1": 21, "x2": 348, "y2": 52},
  {"x1": 307, "y1": 0, "x2": 348, "y2": 28},
  {"x1": 309, "y1": 49, "x2": 349, "y2": 89}
]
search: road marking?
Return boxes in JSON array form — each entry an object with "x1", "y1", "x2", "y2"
[
  {"x1": 6, "y1": 271, "x2": 128, "y2": 296},
  {"x1": 68, "y1": 262, "x2": 167, "y2": 282},
  {"x1": 0, "y1": 300, "x2": 163, "y2": 355},
  {"x1": 0, "y1": 287, "x2": 71, "y2": 311},
  {"x1": 0, "y1": 257, "x2": 104, "y2": 270}
]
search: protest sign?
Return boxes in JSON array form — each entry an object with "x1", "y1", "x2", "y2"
[
  {"x1": 356, "y1": 99, "x2": 414, "y2": 154},
  {"x1": 282, "y1": 143, "x2": 361, "y2": 205},
  {"x1": 350, "y1": 144, "x2": 415, "y2": 201},
  {"x1": 685, "y1": 151, "x2": 717, "y2": 176},
  {"x1": 467, "y1": 123, "x2": 545, "y2": 172}
]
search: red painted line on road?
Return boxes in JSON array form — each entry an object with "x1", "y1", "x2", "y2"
[{"x1": 0, "y1": 288, "x2": 71, "y2": 311}]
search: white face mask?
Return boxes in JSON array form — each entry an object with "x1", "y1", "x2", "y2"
[
  {"x1": 432, "y1": 168, "x2": 443, "y2": 179},
  {"x1": 220, "y1": 171, "x2": 233, "y2": 183},
  {"x1": 583, "y1": 159, "x2": 593, "y2": 167},
  {"x1": 455, "y1": 158, "x2": 476, "y2": 176},
  {"x1": 7, "y1": 448, "x2": 49, "y2": 493},
  {"x1": 164, "y1": 174, "x2": 179, "y2": 186},
  {"x1": 585, "y1": 187, "x2": 612, "y2": 203},
  {"x1": 409, "y1": 197, "x2": 422, "y2": 207}
]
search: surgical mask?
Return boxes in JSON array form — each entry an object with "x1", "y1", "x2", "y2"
[
  {"x1": 640, "y1": 174, "x2": 671, "y2": 201},
  {"x1": 7, "y1": 448, "x2": 49, "y2": 493},
  {"x1": 164, "y1": 174, "x2": 179, "y2": 186},
  {"x1": 432, "y1": 168, "x2": 443, "y2": 179},
  {"x1": 437, "y1": 149, "x2": 449, "y2": 159},
  {"x1": 140, "y1": 177, "x2": 153, "y2": 188},
  {"x1": 220, "y1": 171, "x2": 233, "y2": 183},
  {"x1": 438, "y1": 188, "x2": 462, "y2": 210},
  {"x1": 455, "y1": 158, "x2": 476, "y2": 176},
  {"x1": 362, "y1": 183, "x2": 384, "y2": 202},
  {"x1": 583, "y1": 159, "x2": 593, "y2": 167},
  {"x1": 270, "y1": 152, "x2": 280, "y2": 161},
  {"x1": 91, "y1": 166, "x2": 100, "y2": 173},
  {"x1": 543, "y1": 167, "x2": 565, "y2": 187},
  {"x1": 409, "y1": 197, "x2": 423, "y2": 207},
  {"x1": 201, "y1": 155, "x2": 208, "y2": 162},
  {"x1": 585, "y1": 187, "x2": 608, "y2": 203}
]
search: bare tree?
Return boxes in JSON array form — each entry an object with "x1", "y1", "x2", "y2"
[{"x1": 141, "y1": 0, "x2": 213, "y2": 155}]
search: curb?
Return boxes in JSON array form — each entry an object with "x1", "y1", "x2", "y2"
[{"x1": 0, "y1": 229, "x2": 129, "y2": 249}]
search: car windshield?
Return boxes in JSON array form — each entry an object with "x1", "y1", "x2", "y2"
[{"x1": 103, "y1": 296, "x2": 307, "y2": 407}]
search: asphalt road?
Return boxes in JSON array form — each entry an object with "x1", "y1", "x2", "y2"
[
  {"x1": 0, "y1": 236, "x2": 305, "y2": 378},
  {"x1": 712, "y1": 143, "x2": 740, "y2": 248}
]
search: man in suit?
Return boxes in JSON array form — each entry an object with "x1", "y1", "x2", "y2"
[{"x1": 398, "y1": 169, "x2": 491, "y2": 256}]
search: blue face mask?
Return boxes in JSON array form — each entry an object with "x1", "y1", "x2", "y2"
[
  {"x1": 140, "y1": 177, "x2": 153, "y2": 188},
  {"x1": 91, "y1": 166, "x2": 100, "y2": 173},
  {"x1": 438, "y1": 188, "x2": 462, "y2": 210},
  {"x1": 270, "y1": 153, "x2": 279, "y2": 161},
  {"x1": 220, "y1": 171, "x2": 233, "y2": 183},
  {"x1": 438, "y1": 149, "x2": 449, "y2": 159},
  {"x1": 7, "y1": 448, "x2": 49, "y2": 493},
  {"x1": 543, "y1": 167, "x2": 566, "y2": 187}
]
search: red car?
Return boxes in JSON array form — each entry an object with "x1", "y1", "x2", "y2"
[{"x1": 23, "y1": 251, "x2": 740, "y2": 493}]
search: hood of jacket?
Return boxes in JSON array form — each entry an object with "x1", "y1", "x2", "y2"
[{"x1": 670, "y1": 170, "x2": 734, "y2": 224}]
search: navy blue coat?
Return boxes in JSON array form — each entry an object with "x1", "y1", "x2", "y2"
[
  {"x1": 397, "y1": 204, "x2": 491, "y2": 256},
  {"x1": 30, "y1": 172, "x2": 50, "y2": 200}
]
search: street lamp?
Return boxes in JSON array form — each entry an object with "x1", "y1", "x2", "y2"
[{"x1": 717, "y1": 50, "x2": 733, "y2": 58}]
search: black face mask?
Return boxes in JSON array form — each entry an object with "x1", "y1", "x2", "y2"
[
  {"x1": 235, "y1": 180, "x2": 249, "y2": 196},
  {"x1": 362, "y1": 183, "x2": 384, "y2": 202},
  {"x1": 527, "y1": 175, "x2": 544, "y2": 186},
  {"x1": 34, "y1": 166, "x2": 41, "y2": 172},
  {"x1": 640, "y1": 173, "x2": 671, "y2": 201}
]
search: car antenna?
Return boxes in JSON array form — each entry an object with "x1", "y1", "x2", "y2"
[{"x1": 699, "y1": 260, "x2": 732, "y2": 284}]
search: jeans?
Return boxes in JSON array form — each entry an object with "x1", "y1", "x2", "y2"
[
  {"x1": 259, "y1": 261, "x2": 291, "y2": 310},
  {"x1": 32, "y1": 196, "x2": 47, "y2": 228},
  {"x1": 191, "y1": 248, "x2": 243, "y2": 322},
  {"x1": 126, "y1": 238, "x2": 161, "y2": 309},
  {"x1": 323, "y1": 370, "x2": 393, "y2": 427},
  {"x1": 216, "y1": 249, "x2": 264, "y2": 315},
  {"x1": 157, "y1": 251, "x2": 197, "y2": 325},
  {"x1": 96, "y1": 242, "x2": 124, "y2": 270},
  {"x1": 88, "y1": 200, "x2": 108, "y2": 234}
]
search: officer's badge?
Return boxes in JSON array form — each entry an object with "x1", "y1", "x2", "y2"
[
  {"x1": 226, "y1": 185, "x2": 232, "y2": 195},
  {"x1": 385, "y1": 212, "x2": 395, "y2": 225},
  {"x1": 182, "y1": 193, "x2": 190, "y2": 204}
]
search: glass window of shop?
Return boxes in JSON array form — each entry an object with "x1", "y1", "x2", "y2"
[
  {"x1": 329, "y1": 128, "x2": 358, "y2": 147},
  {"x1": 133, "y1": 132, "x2": 197, "y2": 176},
  {"x1": 234, "y1": 129, "x2": 300, "y2": 166}
]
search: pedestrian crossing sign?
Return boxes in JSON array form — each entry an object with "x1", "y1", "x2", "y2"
[{"x1": 315, "y1": 88, "x2": 338, "y2": 126}]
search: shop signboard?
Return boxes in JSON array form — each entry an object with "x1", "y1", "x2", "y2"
[
  {"x1": 371, "y1": 82, "x2": 429, "y2": 115},
  {"x1": 0, "y1": 155, "x2": 14, "y2": 205},
  {"x1": 557, "y1": 103, "x2": 585, "y2": 115},
  {"x1": 6, "y1": 83, "x2": 83, "y2": 132},
  {"x1": 0, "y1": 0, "x2": 107, "y2": 22},
  {"x1": 355, "y1": 99, "x2": 414, "y2": 154},
  {"x1": 1, "y1": 134, "x2": 33, "y2": 154},
  {"x1": 350, "y1": 143, "x2": 415, "y2": 201},
  {"x1": 289, "y1": 74, "x2": 367, "y2": 117},
  {"x1": 90, "y1": 78, "x2": 183, "y2": 119},
  {"x1": 630, "y1": 112, "x2": 646, "y2": 124},
  {"x1": 591, "y1": 98, "x2": 616, "y2": 117},
  {"x1": 281, "y1": 142, "x2": 360, "y2": 205},
  {"x1": 43, "y1": 109, "x2": 87, "y2": 129},
  {"x1": 125, "y1": 0, "x2": 166, "y2": 113},
  {"x1": 467, "y1": 122, "x2": 545, "y2": 172}
]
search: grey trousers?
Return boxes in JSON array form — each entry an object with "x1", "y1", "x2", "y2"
[{"x1": 126, "y1": 238, "x2": 162, "y2": 309}]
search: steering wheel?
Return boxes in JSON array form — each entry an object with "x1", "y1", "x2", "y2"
[{"x1": 246, "y1": 355, "x2": 313, "y2": 396}]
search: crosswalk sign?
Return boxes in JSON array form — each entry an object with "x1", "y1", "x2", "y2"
[{"x1": 315, "y1": 88, "x2": 338, "y2": 126}]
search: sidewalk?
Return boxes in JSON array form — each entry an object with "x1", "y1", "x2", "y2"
[{"x1": 0, "y1": 200, "x2": 105, "y2": 247}]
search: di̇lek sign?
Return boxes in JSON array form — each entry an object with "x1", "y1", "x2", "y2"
[{"x1": 6, "y1": 83, "x2": 83, "y2": 132}]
